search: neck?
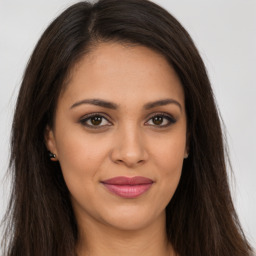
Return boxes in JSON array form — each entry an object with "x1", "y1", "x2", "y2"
[{"x1": 76, "y1": 211, "x2": 174, "y2": 256}]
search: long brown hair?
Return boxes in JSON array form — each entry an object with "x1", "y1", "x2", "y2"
[{"x1": 2, "y1": 0, "x2": 254, "y2": 255}]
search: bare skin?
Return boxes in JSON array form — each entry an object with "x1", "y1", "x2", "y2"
[{"x1": 45, "y1": 42, "x2": 187, "y2": 256}]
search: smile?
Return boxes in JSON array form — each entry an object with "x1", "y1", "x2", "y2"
[{"x1": 101, "y1": 176, "x2": 154, "y2": 198}]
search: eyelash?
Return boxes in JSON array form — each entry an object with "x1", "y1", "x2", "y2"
[{"x1": 79, "y1": 112, "x2": 176, "y2": 129}]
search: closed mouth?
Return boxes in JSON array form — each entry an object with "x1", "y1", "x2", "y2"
[{"x1": 101, "y1": 176, "x2": 154, "y2": 198}]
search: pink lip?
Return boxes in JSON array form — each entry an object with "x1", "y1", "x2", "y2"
[{"x1": 101, "y1": 176, "x2": 154, "y2": 198}]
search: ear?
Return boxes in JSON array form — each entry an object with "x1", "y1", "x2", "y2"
[
  {"x1": 184, "y1": 130, "x2": 190, "y2": 159},
  {"x1": 45, "y1": 125, "x2": 58, "y2": 161},
  {"x1": 184, "y1": 148, "x2": 189, "y2": 159}
]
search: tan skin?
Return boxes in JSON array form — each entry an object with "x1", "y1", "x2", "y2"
[{"x1": 45, "y1": 42, "x2": 187, "y2": 256}]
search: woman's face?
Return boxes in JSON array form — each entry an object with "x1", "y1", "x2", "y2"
[{"x1": 46, "y1": 42, "x2": 188, "y2": 231}]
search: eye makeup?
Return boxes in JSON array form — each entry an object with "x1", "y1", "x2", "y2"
[{"x1": 79, "y1": 112, "x2": 177, "y2": 130}]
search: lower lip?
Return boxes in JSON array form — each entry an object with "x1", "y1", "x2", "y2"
[{"x1": 102, "y1": 183, "x2": 153, "y2": 198}]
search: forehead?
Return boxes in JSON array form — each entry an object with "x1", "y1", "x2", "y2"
[{"x1": 60, "y1": 42, "x2": 184, "y2": 108}]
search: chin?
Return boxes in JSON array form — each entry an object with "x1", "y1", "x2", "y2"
[{"x1": 99, "y1": 205, "x2": 164, "y2": 231}]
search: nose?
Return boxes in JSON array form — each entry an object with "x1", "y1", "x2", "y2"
[{"x1": 110, "y1": 125, "x2": 149, "y2": 168}]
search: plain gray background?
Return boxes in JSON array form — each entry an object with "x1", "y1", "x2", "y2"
[{"x1": 0, "y1": 0, "x2": 255, "y2": 250}]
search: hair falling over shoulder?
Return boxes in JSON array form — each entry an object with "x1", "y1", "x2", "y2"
[{"x1": 1, "y1": 0, "x2": 254, "y2": 255}]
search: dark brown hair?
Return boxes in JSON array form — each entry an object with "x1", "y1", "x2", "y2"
[{"x1": 2, "y1": 0, "x2": 254, "y2": 255}]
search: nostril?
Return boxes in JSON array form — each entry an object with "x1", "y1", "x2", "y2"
[{"x1": 109, "y1": 134, "x2": 149, "y2": 167}]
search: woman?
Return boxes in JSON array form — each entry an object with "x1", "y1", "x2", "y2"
[{"x1": 2, "y1": 0, "x2": 254, "y2": 255}]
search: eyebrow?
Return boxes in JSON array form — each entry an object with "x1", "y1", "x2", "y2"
[{"x1": 70, "y1": 98, "x2": 182, "y2": 111}]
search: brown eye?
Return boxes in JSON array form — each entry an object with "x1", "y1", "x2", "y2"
[
  {"x1": 152, "y1": 116, "x2": 164, "y2": 125},
  {"x1": 80, "y1": 114, "x2": 111, "y2": 129},
  {"x1": 146, "y1": 113, "x2": 176, "y2": 128},
  {"x1": 90, "y1": 116, "x2": 103, "y2": 126}
]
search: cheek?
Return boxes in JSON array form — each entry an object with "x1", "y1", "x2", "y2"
[
  {"x1": 163, "y1": 141, "x2": 185, "y2": 176},
  {"x1": 152, "y1": 130, "x2": 186, "y2": 172},
  {"x1": 55, "y1": 132, "x2": 109, "y2": 217},
  {"x1": 54, "y1": 129, "x2": 109, "y2": 190},
  {"x1": 150, "y1": 131, "x2": 186, "y2": 199}
]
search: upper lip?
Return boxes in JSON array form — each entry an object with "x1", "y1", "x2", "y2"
[{"x1": 101, "y1": 176, "x2": 153, "y2": 185}]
